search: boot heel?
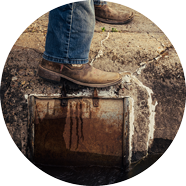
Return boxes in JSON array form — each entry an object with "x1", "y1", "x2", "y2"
[{"x1": 38, "y1": 65, "x2": 61, "y2": 82}]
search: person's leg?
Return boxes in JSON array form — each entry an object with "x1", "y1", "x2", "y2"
[
  {"x1": 94, "y1": 0, "x2": 134, "y2": 24},
  {"x1": 94, "y1": 0, "x2": 107, "y2": 6},
  {"x1": 43, "y1": 1, "x2": 95, "y2": 64},
  {"x1": 38, "y1": 0, "x2": 121, "y2": 87}
]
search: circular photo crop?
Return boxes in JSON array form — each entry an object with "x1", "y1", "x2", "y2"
[{"x1": 1, "y1": 1, "x2": 185, "y2": 186}]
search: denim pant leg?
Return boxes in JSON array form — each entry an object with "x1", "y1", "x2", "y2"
[
  {"x1": 43, "y1": 0, "x2": 95, "y2": 64},
  {"x1": 94, "y1": 0, "x2": 107, "y2": 6}
]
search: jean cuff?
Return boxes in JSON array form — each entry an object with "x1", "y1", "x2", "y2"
[
  {"x1": 43, "y1": 53, "x2": 89, "y2": 65},
  {"x1": 94, "y1": 1, "x2": 107, "y2": 6}
]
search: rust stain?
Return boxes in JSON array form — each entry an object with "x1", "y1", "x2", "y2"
[
  {"x1": 124, "y1": 111, "x2": 129, "y2": 118},
  {"x1": 93, "y1": 88, "x2": 98, "y2": 97},
  {"x1": 69, "y1": 103, "x2": 73, "y2": 149},
  {"x1": 34, "y1": 98, "x2": 124, "y2": 166},
  {"x1": 80, "y1": 102, "x2": 84, "y2": 140},
  {"x1": 75, "y1": 102, "x2": 79, "y2": 150}
]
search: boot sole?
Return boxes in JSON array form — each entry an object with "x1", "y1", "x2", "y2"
[
  {"x1": 38, "y1": 65, "x2": 122, "y2": 88},
  {"x1": 95, "y1": 12, "x2": 134, "y2": 25}
]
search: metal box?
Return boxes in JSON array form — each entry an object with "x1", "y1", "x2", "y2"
[{"x1": 28, "y1": 96, "x2": 131, "y2": 167}]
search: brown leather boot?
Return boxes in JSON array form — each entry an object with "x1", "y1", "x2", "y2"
[
  {"x1": 94, "y1": 5, "x2": 133, "y2": 24},
  {"x1": 38, "y1": 59, "x2": 122, "y2": 87}
]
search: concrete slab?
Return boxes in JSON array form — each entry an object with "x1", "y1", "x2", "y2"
[
  {"x1": 16, "y1": 33, "x2": 45, "y2": 52},
  {"x1": 15, "y1": 2, "x2": 172, "y2": 72},
  {"x1": 94, "y1": 2, "x2": 163, "y2": 33},
  {"x1": 89, "y1": 32, "x2": 167, "y2": 73}
]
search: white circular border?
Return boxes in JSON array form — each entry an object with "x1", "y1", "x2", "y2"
[{"x1": 0, "y1": 1, "x2": 185, "y2": 186}]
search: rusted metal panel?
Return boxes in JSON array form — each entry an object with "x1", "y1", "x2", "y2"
[{"x1": 28, "y1": 96, "x2": 130, "y2": 167}]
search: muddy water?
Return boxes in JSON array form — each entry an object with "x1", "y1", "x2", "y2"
[{"x1": 37, "y1": 154, "x2": 162, "y2": 185}]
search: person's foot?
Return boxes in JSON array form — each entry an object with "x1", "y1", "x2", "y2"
[
  {"x1": 38, "y1": 59, "x2": 122, "y2": 88},
  {"x1": 94, "y1": 5, "x2": 133, "y2": 24}
]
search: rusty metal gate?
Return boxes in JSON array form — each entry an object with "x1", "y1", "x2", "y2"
[{"x1": 28, "y1": 95, "x2": 131, "y2": 168}]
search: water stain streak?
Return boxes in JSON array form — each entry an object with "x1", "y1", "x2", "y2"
[
  {"x1": 76, "y1": 102, "x2": 79, "y2": 150},
  {"x1": 80, "y1": 102, "x2": 84, "y2": 141},
  {"x1": 69, "y1": 103, "x2": 73, "y2": 149}
]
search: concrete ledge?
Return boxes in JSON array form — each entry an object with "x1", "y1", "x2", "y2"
[{"x1": 1, "y1": 46, "x2": 185, "y2": 165}]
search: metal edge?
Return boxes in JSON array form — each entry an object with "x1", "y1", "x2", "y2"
[
  {"x1": 27, "y1": 95, "x2": 35, "y2": 162},
  {"x1": 123, "y1": 97, "x2": 130, "y2": 168},
  {"x1": 31, "y1": 96, "x2": 123, "y2": 100}
]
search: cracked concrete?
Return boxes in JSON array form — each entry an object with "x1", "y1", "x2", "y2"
[{"x1": 1, "y1": 2, "x2": 185, "y2": 164}]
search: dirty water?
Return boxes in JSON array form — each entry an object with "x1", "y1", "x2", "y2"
[{"x1": 36, "y1": 154, "x2": 162, "y2": 185}]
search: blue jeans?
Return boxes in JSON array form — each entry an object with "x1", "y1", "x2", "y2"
[
  {"x1": 94, "y1": 0, "x2": 107, "y2": 5},
  {"x1": 43, "y1": 0, "x2": 107, "y2": 64}
]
